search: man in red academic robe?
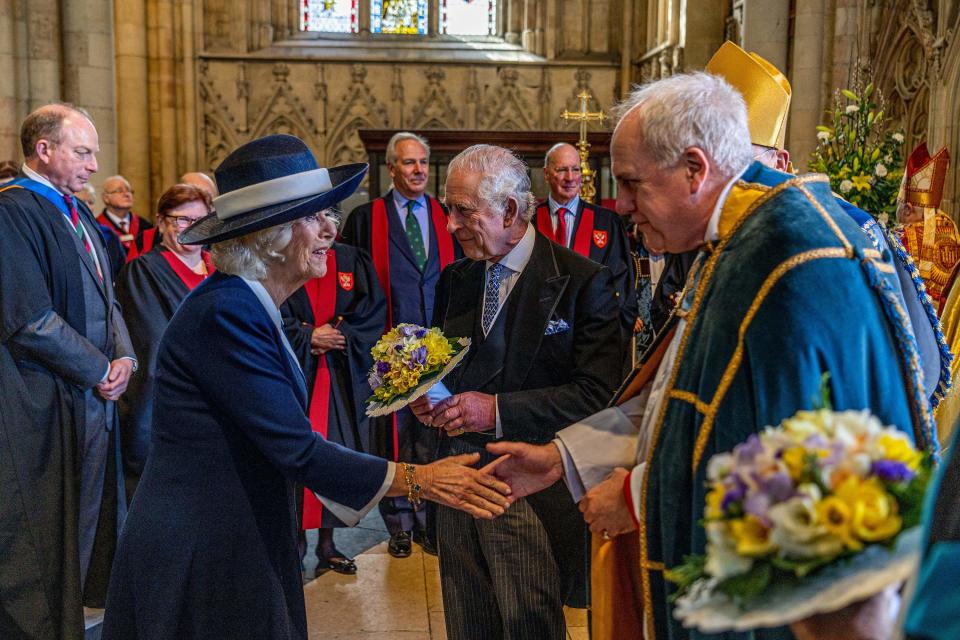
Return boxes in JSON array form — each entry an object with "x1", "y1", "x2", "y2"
[
  {"x1": 96, "y1": 174, "x2": 153, "y2": 254},
  {"x1": 340, "y1": 131, "x2": 461, "y2": 558},
  {"x1": 535, "y1": 142, "x2": 636, "y2": 371}
]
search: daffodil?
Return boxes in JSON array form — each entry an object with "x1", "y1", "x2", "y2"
[
  {"x1": 873, "y1": 432, "x2": 922, "y2": 470},
  {"x1": 782, "y1": 446, "x2": 807, "y2": 480},
  {"x1": 705, "y1": 486, "x2": 725, "y2": 519},
  {"x1": 730, "y1": 515, "x2": 776, "y2": 557},
  {"x1": 815, "y1": 496, "x2": 862, "y2": 551}
]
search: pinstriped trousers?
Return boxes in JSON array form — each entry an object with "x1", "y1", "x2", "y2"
[{"x1": 437, "y1": 436, "x2": 566, "y2": 640}]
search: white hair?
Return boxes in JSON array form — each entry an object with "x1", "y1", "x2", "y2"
[
  {"x1": 447, "y1": 144, "x2": 535, "y2": 221},
  {"x1": 386, "y1": 131, "x2": 430, "y2": 165},
  {"x1": 613, "y1": 72, "x2": 753, "y2": 179},
  {"x1": 210, "y1": 222, "x2": 294, "y2": 280}
]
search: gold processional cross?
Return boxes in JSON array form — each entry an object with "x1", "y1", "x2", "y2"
[{"x1": 560, "y1": 91, "x2": 606, "y2": 202}]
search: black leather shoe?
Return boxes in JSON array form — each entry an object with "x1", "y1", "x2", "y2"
[
  {"x1": 413, "y1": 531, "x2": 438, "y2": 556},
  {"x1": 316, "y1": 553, "x2": 357, "y2": 575},
  {"x1": 388, "y1": 531, "x2": 412, "y2": 558}
]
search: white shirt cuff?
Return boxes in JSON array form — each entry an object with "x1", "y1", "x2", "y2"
[
  {"x1": 554, "y1": 437, "x2": 588, "y2": 502},
  {"x1": 314, "y1": 461, "x2": 397, "y2": 527}
]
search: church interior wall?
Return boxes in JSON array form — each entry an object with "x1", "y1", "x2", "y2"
[{"x1": 1, "y1": 0, "x2": 957, "y2": 220}]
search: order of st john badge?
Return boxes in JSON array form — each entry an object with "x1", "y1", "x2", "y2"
[
  {"x1": 337, "y1": 271, "x2": 354, "y2": 291},
  {"x1": 593, "y1": 230, "x2": 608, "y2": 249}
]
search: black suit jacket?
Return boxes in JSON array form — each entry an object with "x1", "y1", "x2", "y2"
[
  {"x1": 433, "y1": 229, "x2": 622, "y2": 606},
  {"x1": 434, "y1": 229, "x2": 623, "y2": 443}
]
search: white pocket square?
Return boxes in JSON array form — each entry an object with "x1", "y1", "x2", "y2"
[{"x1": 544, "y1": 318, "x2": 570, "y2": 335}]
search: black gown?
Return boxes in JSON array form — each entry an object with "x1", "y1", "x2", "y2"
[
  {"x1": 280, "y1": 243, "x2": 387, "y2": 528},
  {"x1": 115, "y1": 245, "x2": 215, "y2": 499}
]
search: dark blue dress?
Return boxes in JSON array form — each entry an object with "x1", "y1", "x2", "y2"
[{"x1": 102, "y1": 272, "x2": 389, "y2": 639}]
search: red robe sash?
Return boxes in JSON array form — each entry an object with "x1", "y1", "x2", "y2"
[
  {"x1": 370, "y1": 196, "x2": 453, "y2": 460},
  {"x1": 301, "y1": 249, "x2": 338, "y2": 529},
  {"x1": 97, "y1": 212, "x2": 143, "y2": 249},
  {"x1": 535, "y1": 203, "x2": 594, "y2": 257},
  {"x1": 160, "y1": 250, "x2": 215, "y2": 290},
  {"x1": 126, "y1": 227, "x2": 158, "y2": 263}
]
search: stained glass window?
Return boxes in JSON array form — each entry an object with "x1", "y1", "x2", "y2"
[
  {"x1": 441, "y1": 0, "x2": 496, "y2": 36},
  {"x1": 302, "y1": 0, "x2": 358, "y2": 33},
  {"x1": 371, "y1": 0, "x2": 428, "y2": 35}
]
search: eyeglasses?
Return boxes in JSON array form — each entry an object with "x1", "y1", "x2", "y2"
[
  {"x1": 162, "y1": 215, "x2": 206, "y2": 228},
  {"x1": 105, "y1": 187, "x2": 134, "y2": 195}
]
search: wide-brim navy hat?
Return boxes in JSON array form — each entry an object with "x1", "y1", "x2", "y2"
[{"x1": 179, "y1": 134, "x2": 367, "y2": 245}]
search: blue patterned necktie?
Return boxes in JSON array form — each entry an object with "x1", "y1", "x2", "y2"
[
  {"x1": 482, "y1": 262, "x2": 507, "y2": 334},
  {"x1": 404, "y1": 200, "x2": 427, "y2": 270}
]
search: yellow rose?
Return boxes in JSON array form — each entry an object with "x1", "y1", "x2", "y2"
[
  {"x1": 782, "y1": 446, "x2": 807, "y2": 480},
  {"x1": 815, "y1": 496, "x2": 862, "y2": 551},
  {"x1": 705, "y1": 486, "x2": 725, "y2": 519},
  {"x1": 730, "y1": 515, "x2": 776, "y2": 557},
  {"x1": 835, "y1": 476, "x2": 902, "y2": 543},
  {"x1": 875, "y1": 433, "x2": 922, "y2": 471}
]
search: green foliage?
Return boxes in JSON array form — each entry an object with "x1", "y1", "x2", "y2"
[
  {"x1": 665, "y1": 554, "x2": 707, "y2": 602},
  {"x1": 716, "y1": 563, "x2": 772, "y2": 606},
  {"x1": 808, "y1": 77, "x2": 905, "y2": 225}
]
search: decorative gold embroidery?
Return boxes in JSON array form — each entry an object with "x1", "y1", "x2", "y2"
[
  {"x1": 668, "y1": 390, "x2": 710, "y2": 415},
  {"x1": 795, "y1": 182, "x2": 853, "y2": 256},
  {"x1": 642, "y1": 561, "x2": 666, "y2": 571},
  {"x1": 690, "y1": 248, "x2": 849, "y2": 472}
]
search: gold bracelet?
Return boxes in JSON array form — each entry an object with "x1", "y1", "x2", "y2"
[{"x1": 402, "y1": 463, "x2": 422, "y2": 511}]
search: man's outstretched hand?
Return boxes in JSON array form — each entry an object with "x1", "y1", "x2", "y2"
[
  {"x1": 416, "y1": 453, "x2": 514, "y2": 519},
  {"x1": 483, "y1": 441, "x2": 564, "y2": 499}
]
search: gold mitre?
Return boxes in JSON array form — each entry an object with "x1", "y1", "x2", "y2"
[
  {"x1": 898, "y1": 142, "x2": 951, "y2": 209},
  {"x1": 706, "y1": 41, "x2": 791, "y2": 150}
]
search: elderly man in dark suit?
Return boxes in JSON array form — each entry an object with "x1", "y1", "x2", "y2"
[
  {"x1": 0, "y1": 103, "x2": 136, "y2": 638},
  {"x1": 411, "y1": 144, "x2": 623, "y2": 640}
]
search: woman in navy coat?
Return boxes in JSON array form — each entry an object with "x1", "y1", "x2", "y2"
[{"x1": 101, "y1": 135, "x2": 511, "y2": 640}]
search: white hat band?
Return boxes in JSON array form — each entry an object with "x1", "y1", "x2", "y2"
[{"x1": 213, "y1": 167, "x2": 333, "y2": 220}]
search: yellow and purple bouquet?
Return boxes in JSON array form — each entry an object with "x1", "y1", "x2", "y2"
[
  {"x1": 365, "y1": 324, "x2": 470, "y2": 417},
  {"x1": 668, "y1": 401, "x2": 931, "y2": 628}
]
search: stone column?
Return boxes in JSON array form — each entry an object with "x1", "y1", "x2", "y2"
[
  {"x1": 0, "y1": 0, "x2": 23, "y2": 162},
  {"x1": 504, "y1": 0, "x2": 520, "y2": 45},
  {"x1": 147, "y1": 0, "x2": 180, "y2": 205},
  {"x1": 741, "y1": 0, "x2": 790, "y2": 73},
  {"x1": 25, "y1": 0, "x2": 63, "y2": 109},
  {"x1": 115, "y1": 0, "x2": 151, "y2": 206},
  {"x1": 521, "y1": 0, "x2": 535, "y2": 52},
  {"x1": 787, "y1": 0, "x2": 828, "y2": 171}
]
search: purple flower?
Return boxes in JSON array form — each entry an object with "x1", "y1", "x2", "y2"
[
  {"x1": 721, "y1": 476, "x2": 747, "y2": 511},
  {"x1": 743, "y1": 492, "x2": 773, "y2": 525},
  {"x1": 735, "y1": 435, "x2": 765, "y2": 465},
  {"x1": 756, "y1": 471, "x2": 794, "y2": 503},
  {"x1": 872, "y1": 460, "x2": 915, "y2": 483},
  {"x1": 368, "y1": 373, "x2": 382, "y2": 390},
  {"x1": 415, "y1": 328, "x2": 427, "y2": 338},
  {"x1": 376, "y1": 361, "x2": 390, "y2": 375},
  {"x1": 399, "y1": 325, "x2": 419, "y2": 338},
  {"x1": 407, "y1": 346, "x2": 427, "y2": 368}
]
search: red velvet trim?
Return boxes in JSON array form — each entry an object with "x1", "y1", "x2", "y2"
[
  {"x1": 623, "y1": 470, "x2": 639, "y2": 527},
  {"x1": 371, "y1": 199, "x2": 393, "y2": 329},
  {"x1": 160, "y1": 250, "x2": 214, "y2": 291},
  {"x1": 571, "y1": 205, "x2": 594, "y2": 258},
  {"x1": 430, "y1": 197, "x2": 454, "y2": 270},
  {"x1": 535, "y1": 205, "x2": 555, "y2": 242},
  {"x1": 301, "y1": 249, "x2": 338, "y2": 529}
]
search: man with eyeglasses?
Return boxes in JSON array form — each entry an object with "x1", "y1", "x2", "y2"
[
  {"x1": 97, "y1": 174, "x2": 154, "y2": 254},
  {"x1": 535, "y1": 142, "x2": 636, "y2": 371}
]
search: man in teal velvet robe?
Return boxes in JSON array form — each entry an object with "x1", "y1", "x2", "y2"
[{"x1": 488, "y1": 72, "x2": 934, "y2": 640}]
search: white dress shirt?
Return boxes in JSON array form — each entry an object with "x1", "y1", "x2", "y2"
[
  {"x1": 554, "y1": 168, "x2": 745, "y2": 515},
  {"x1": 241, "y1": 276, "x2": 397, "y2": 527}
]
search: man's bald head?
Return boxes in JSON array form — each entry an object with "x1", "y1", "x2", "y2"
[
  {"x1": 180, "y1": 172, "x2": 218, "y2": 197},
  {"x1": 543, "y1": 142, "x2": 583, "y2": 203}
]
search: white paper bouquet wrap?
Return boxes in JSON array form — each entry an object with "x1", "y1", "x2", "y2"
[
  {"x1": 365, "y1": 324, "x2": 470, "y2": 418},
  {"x1": 667, "y1": 400, "x2": 932, "y2": 633}
]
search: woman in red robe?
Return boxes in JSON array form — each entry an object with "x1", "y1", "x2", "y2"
[{"x1": 116, "y1": 184, "x2": 216, "y2": 500}]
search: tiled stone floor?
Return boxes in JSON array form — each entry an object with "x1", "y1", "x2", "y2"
[
  {"x1": 86, "y1": 509, "x2": 589, "y2": 639},
  {"x1": 304, "y1": 526, "x2": 589, "y2": 639}
]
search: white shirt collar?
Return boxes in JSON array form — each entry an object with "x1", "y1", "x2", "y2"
[
  {"x1": 487, "y1": 221, "x2": 535, "y2": 274},
  {"x1": 704, "y1": 166, "x2": 748, "y2": 243},
  {"x1": 105, "y1": 210, "x2": 131, "y2": 227},
  {"x1": 21, "y1": 164, "x2": 67, "y2": 195},
  {"x1": 548, "y1": 194, "x2": 580, "y2": 216},
  {"x1": 239, "y1": 277, "x2": 302, "y2": 373}
]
